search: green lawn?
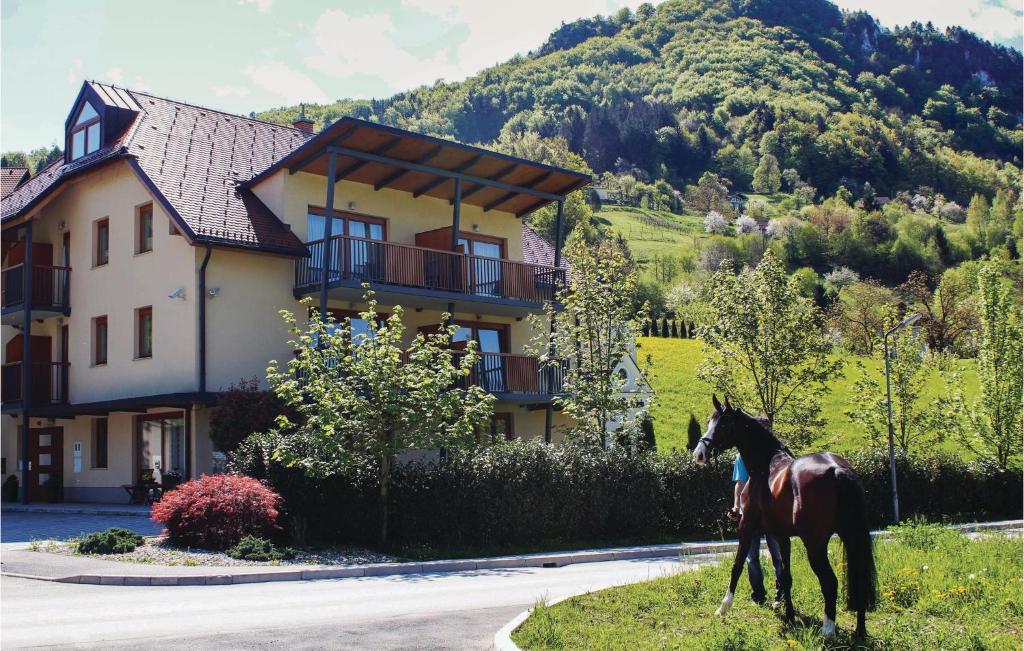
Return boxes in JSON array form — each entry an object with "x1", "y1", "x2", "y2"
[
  {"x1": 513, "y1": 524, "x2": 1023, "y2": 650},
  {"x1": 600, "y1": 206, "x2": 711, "y2": 264},
  {"x1": 639, "y1": 337, "x2": 979, "y2": 457}
]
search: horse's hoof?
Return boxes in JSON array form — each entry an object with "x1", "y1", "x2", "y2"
[
  {"x1": 715, "y1": 592, "x2": 734, "y2": 617},
  {"x1": 771, "y1": 600, "x2": 781, "y2": 610},
  {"x1": 822, "y1": 617, "x2": 836, "y2": 637}
]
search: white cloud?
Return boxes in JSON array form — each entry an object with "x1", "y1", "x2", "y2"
[
  {"x1": 214, "y1": 84, "x2": 251, "y2": 98},
  {"x1": 105, "y1": 67, "x2": 124, "y2": 84},
  {"x1": 239, "y1": 0, "x2": 272, "y2": 14},
  {"x1": 243, "y1": 61, "x2": 330, "y2": 104},
  {"x1": 302, "y1": 1, "x2": 645, "y2": 96},
  {"x1": 834, "y1": 0, "x2": 1022, "y2": 48}
]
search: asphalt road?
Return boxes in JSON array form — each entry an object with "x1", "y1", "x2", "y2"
[{"x1": 1, "y1": 554, "x2": 717, "y2": 650}]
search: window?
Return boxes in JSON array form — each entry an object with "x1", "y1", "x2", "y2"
[
  {"x1": 136, "y1": 204, "x2": 153, "y2": 253},
  {"x1": 70, "y1": 102, "x2": 101, "y2": 161},
  {"x1": 92, "y1": 418, "x2": 108, "y2": 469},
  {"x1": 92, "y1": 316, "x2": 108, "y2": 365},
  {"x1": 477, "y1": 413, "x2": 514, "y2": 444},
  {"x1": 94, "y1": 218, "x2": 109, "y2": 266},
  {"x1": 136, "y1": 413, "x2": 186, "y2": 481},
  {"x1": 136, "y1": 306, "x2": 153, "y2": 359}
]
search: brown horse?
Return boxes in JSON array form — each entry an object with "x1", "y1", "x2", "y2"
[{"x1": 693, "y1": 395, "x2": 877, "y2": 639}]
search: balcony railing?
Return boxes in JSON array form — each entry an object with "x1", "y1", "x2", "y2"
[
  {"x1": 1, "y1": 362, "x2": 70, "y2": 406},
  {"x1": 296, "y1": 235, "x2": 565, "y2": 303},
  {"x1": 1, "y1": 264, "x2": 71, "y2": 313},
  {"x1": 459, "y1": 352, "x2": 566, "y2": 396}
]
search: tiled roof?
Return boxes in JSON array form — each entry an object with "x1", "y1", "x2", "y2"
[
  {"x1": 521, "y1": 224, "x2": 558, "y2": 267},
  {"x1": 1, "y1": 167, "x2": 29, "y2": 198},
  {"x1": 2, "y1": 82, "x2": 310, "y2": 254}
]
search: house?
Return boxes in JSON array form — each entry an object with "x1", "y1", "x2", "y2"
[{"x1": 1, "y1": 81, "x2": 590, "y2": 503}]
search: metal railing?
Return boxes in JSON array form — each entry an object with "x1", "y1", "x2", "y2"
[
  {"x1": 1, "y1": 264, "x2": 71, "y2": 312},
  {"x1": 1, "y1": 362, "x2": 70, "y2": 406},
  {"x1": 296, "y1": 235, "x2": 565, "y2": 303}
]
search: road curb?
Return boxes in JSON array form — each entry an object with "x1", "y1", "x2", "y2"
[{"x1": 10, "y1": 519, "x2": 1020, "y2": 588}]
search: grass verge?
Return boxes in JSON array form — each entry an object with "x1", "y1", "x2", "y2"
[{"x1": 513, "y1": 523, "x2": 1022, "y2": 650}]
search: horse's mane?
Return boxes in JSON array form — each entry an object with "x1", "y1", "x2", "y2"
[{"x1": 739, "y1": 410, "x2": 794, "y2": 458}]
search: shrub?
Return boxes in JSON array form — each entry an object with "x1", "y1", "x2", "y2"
[
  {"x1": 231, "y1": 437, "x2": 1021, "y2": 551},
  {"x1": 151, "y1": 474, "x2": 283, "y2": 550},
  {"x1": 77, "y1": 527, "x2": 144, "y2": 555},
  {"x1": 227, "y1": 535, "x2": 295, "y2": 562},
  {"x1": 209, "y1": 377, "x2": 288, "y2": 453}
]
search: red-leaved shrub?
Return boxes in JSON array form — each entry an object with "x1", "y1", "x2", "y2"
[{"x1": 151, "y1": 474, "x2": 283, "y2": 550}]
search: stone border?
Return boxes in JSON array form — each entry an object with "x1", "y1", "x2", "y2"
[
  {"x1": 491, "y1": 520, "x2": 1023, "y2": 651},
  {"x1": 7, "y1": 520, "x2": 1019, "y2": 588}
]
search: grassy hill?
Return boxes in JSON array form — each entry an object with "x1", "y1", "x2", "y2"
[{"x1": 640, "y1": 337, "x2": 979, "y2": 457}]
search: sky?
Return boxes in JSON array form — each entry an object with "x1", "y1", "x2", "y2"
[{"x1": 2, "y1": 0, "x2": 1021, "y2": 153}]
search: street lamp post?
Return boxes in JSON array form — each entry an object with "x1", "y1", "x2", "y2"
[{"x1": 882, "y1": 312, "x2": 922, "y2": 525}]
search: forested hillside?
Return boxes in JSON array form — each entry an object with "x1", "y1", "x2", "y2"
[{"x1": 257, "y1": 0, "x2": 1022, "y2": 205}]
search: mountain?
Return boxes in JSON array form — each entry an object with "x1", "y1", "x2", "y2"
[{"x1": 256, "y1": 0, "x2": 1022, "y2": 205}]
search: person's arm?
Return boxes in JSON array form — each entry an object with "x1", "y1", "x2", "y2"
[{"x1": 733, "y1": 481, "x2": 743, "y2": 511}]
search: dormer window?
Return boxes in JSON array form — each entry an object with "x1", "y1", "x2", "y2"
[{"x1": 70, "y1": 102, "x2": 101, "y2": 160}]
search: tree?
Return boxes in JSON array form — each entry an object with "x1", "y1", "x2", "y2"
[
  {"x1": 209, "y1": 377, "x2": 288, "y2": 453},
  {"x1": 829, "y1": 281, "x2": 898, "y2": 354},
  {"x1": 697, "y1": 251, "x2": 842, "y2": 450},
  {"x1": 529, "y1": 238, "x2": 648, "y2": 448},
  {"x1": 685, "y1": 172, "x2": 731, "y2": 214},
  {"x1": 265, "y1": 293, "x2": 495, "y2": 546},
  {"x1": 901, "y1": 270, "x2": 978, "y2": 354},
  {"x1": 844, "y1": 317, "x2": 942, "y2": 453},
  {"x1": 752, "y1": 153, "x2": 782, "y2": 194},
  {"x1": 965, "y1": 193, "x2": 989, "y2": 249},
  {"x1": 735, "y1": 215, "x2": 758, "y2": 233},
  {"x1": 703, "y1": 210, "x2": 729, "y2": 234},
  {"x1": 939, "y1": 261, "x2": 1022, "y2": 468}
]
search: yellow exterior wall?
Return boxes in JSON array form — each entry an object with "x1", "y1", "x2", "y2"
[
  {"x1": 252, "y1": 170, "x2": 526, "y2": 260},
  {"x1": 0, "y1": 161, "x2": 199, "y2": 401}
]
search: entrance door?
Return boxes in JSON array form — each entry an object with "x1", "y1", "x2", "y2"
[
  {"x1": 453, "y1": 323, "x2": 506, "y2": 392},
  {"x1": 27, "y1": 426, "x2": 63, "y2": 502},
  {"x1": 458, "y1": 237, "x2": 503, "y2": 296}
]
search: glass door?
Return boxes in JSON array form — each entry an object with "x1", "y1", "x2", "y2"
[
  {"x1": 454, "y1": 324, "x2": 505, "y2": 392},
  {"x1": 307, "y1": 214, "x2": 343, "y2": 281},
  {"x1": 458, "y1": 237, "x2": 503, "y2": 296},
  {"x1": 136, "y1": 413, "x2": 186, "y2": 487},
  {"x1": 348, "y1": 219, "x2": 384, "y2": 281}
]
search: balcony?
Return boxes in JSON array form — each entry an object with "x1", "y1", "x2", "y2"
[
  {"x1": 460, "y1": 352, "x2": 566, "y2": 400},
  {"x1": 1, "y1": 362, "x2": 70, "y2": 410},
  {"x1": 1, "y1": 264, "x2": 71, "y2": 325},
  {"x1": 295, "y1": 236, "x2": 565, "y2": 312}
]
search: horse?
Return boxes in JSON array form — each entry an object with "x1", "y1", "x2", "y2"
[{"x1": 693, "y1": 395, "x2": 877, "y2": 639}]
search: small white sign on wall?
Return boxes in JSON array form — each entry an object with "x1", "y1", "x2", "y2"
[{"x1": 73, "y1": 441, "x2": 82, "y2": 473}]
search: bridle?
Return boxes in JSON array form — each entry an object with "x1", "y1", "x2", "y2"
[{"x1": 698, "y1": 435, "x2": 719, "y2": 458}]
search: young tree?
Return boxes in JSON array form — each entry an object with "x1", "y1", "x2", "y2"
[
  {"x1": 703, "y1": 210, "x2": 729, "y2": 234},
  {"x1": 965, "y1": 193, "x2": 989, "y2": 249},
  {"x1": 939, "y1": 261, "x2": 1022, "y2": 468},
  {"x1": 829, "y1": 280, "x2": 898, "y2": 354},
  {"x1": 901, "y1": 270, "x2": 978, "y2": 354},
  {"x1": 844, "y1": 318, "x2": 942, "y2": 453},
  {"x1": 529, "y1": 237, "x2": 649, "y2": 448},
  {"x1": 752, "y1": 153, "x2": 782, "y2": 194},
  {"x1": 697, "y1": 251, "x2": 842, "y2": 450},
  {"x1": 265, "y1": 293, "x2": 495, "y2": 546}
]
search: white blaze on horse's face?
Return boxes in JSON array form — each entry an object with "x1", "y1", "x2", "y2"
[{"x1": 693, "y1": 440, "x2": 708, "y2": 464}]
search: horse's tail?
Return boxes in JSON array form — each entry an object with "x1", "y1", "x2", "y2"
[{"x1": 835, "y1": 467, "x2": 877, "y2": 612}]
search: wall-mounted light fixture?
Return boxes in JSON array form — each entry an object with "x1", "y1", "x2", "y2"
[
  {"x1": 57, "y1": 220, "x2": 66, "y2": 231},
  {"x1": 472, "y1": 223, "x2": 480, "y2": 232},
  {"x1": 347, "y1": 201, "x2": 357, "y2": 211},
  {"x1": 207, "y1": 287, "x2": 220, "y2": 297}
]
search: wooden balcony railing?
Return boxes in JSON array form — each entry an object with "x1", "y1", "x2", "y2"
[
  {"x1": 1, "y1": 264, "x2": 71, "y2": 313},
  {"x1": 1, "y1": 362, "x2": 70, "y2": 406},
  {"x1": 459, "y1": 352, "x2": 566, "y2": 395},
  {"x1": 296, "y1": 235, "x2": 565, "y2": 303}
]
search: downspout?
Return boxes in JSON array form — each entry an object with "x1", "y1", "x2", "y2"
[{"x1": 198, "y1": 243, "x2": 213, "y2": 394}]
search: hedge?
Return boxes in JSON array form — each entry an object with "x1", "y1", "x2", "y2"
[{"x1": 231, "y1": 439, "x2": 1021, "y2": 549}]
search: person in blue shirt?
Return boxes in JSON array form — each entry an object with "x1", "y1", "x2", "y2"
[{"x1": 731, "y1": 453, "x2": 783, "y2": 605}]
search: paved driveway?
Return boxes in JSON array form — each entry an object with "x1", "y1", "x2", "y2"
[
  {"x1": 2, "y1": 555, "x2": 709, "y2": 649},
  {"x1": 1, "y1": 511, "x2": 162, "y2": 545}
]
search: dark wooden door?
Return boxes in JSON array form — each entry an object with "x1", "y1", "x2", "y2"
[{"x1": 27, "y1": 426, "x2": 63, "y2": 502}]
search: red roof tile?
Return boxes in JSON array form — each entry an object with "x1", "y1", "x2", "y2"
[
  {"x1": 3, "y1": 82, "x2": 309, "y2": 254},
  {"x1": 1, "y1": 167, "x2": 29, "y2": 198}
]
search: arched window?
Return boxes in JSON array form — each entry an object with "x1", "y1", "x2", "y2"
[{"x1": 70, "y1": 102, "x2": 101, "y2": 160}]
